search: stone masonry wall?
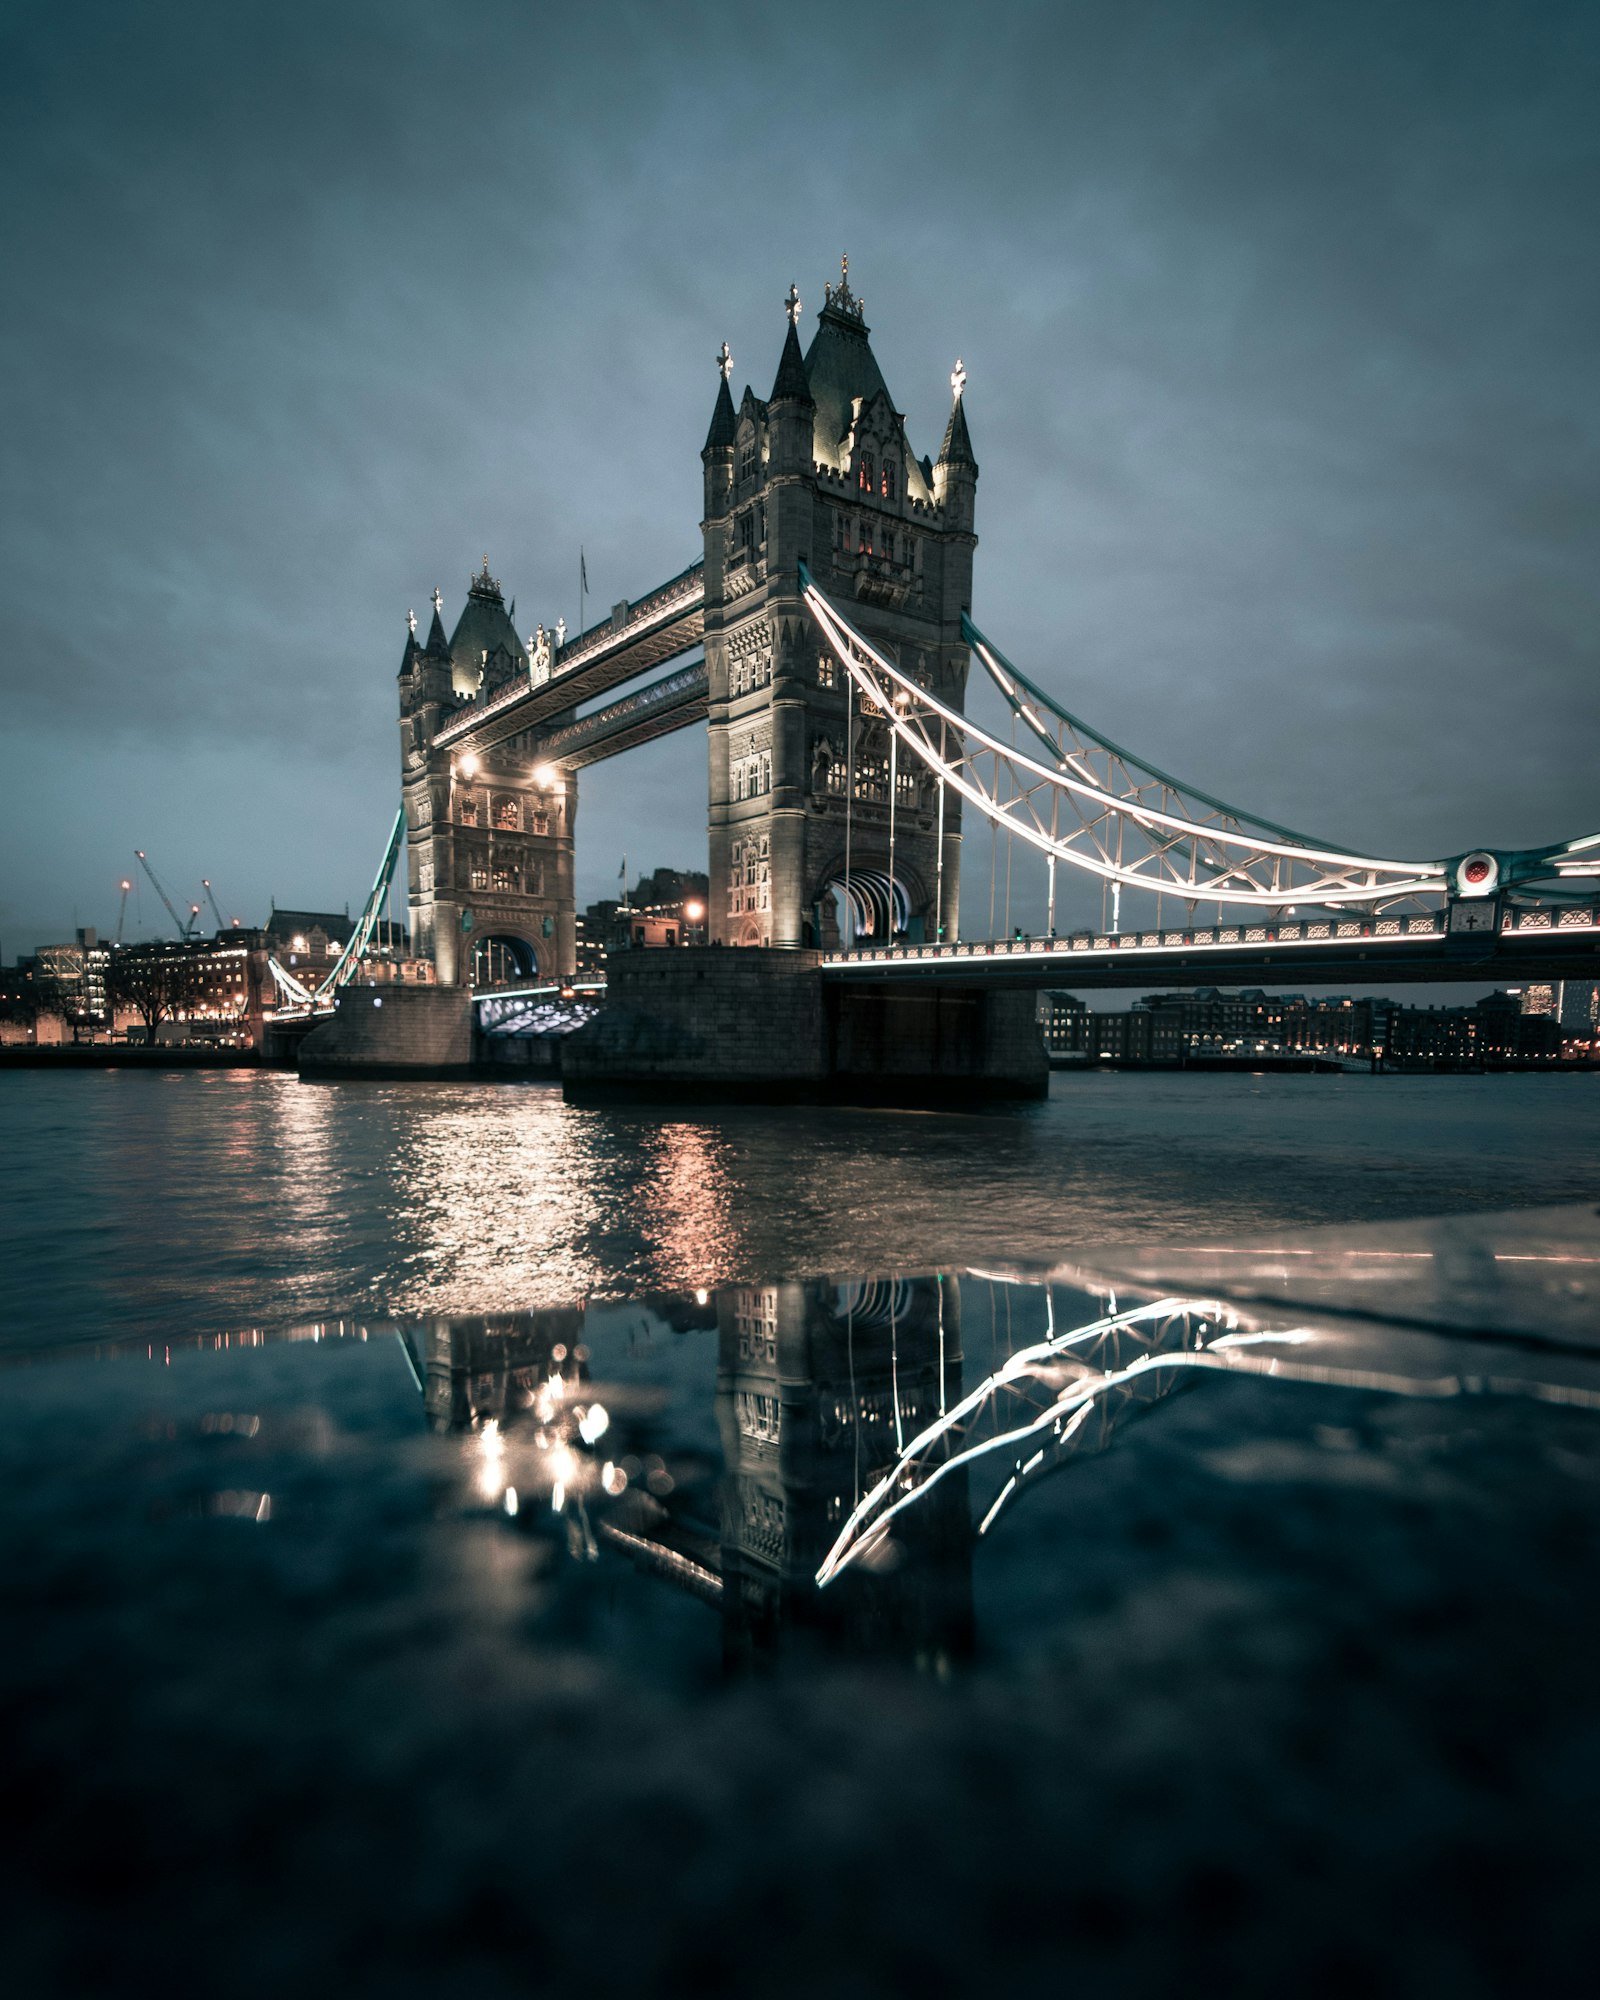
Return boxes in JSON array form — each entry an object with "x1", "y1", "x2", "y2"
[{"x1": 298, "y1": 985, "x2": 473, "y2": 1078}]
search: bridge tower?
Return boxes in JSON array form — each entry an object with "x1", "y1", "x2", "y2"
[
  {"x1": 398, "y1": 562, "x2": 577, "y2": 986},
  {"x1": 702, "y1": 264, "x2": 978, "y2": 948}
]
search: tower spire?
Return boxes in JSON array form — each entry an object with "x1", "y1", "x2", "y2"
[
  {"x1": 769, "y1": 281, "x2": 812, "y2": 404},
  {"x1": 704, "y1": 340, "x2": 737, "y2": 451},
  {"x1": 937, "y1": 357, "x2": 977, "y2": 469}
]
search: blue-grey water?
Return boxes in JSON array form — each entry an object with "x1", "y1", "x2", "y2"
[
  {"x1": 4, "y1": 1067, "x2": 1597, "y2": 1350},
  {"x1": 3, "y1": 1068, "x2": 1598, "y2": 1995}
]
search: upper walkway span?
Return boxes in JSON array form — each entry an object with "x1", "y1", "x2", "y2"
[{"x1": 434, "y1": 559, "x2": 704, "y2": 759}]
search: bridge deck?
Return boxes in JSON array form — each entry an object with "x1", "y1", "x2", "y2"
[
  {"x1": 535, "y1": 661, "x2": 709, "y2": 768},
  {"x1": 822, "y1": 905, "x2": 1600, "y2": 990},
  {"x1": 435, "y1": 560, "x2": 704, "y2": 757}
]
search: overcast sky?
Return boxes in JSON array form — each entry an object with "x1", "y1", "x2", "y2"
[{"x1": 2, "y1": 0, "x2": 1595, "y2": 956}]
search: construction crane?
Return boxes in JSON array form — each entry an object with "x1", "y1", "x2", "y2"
[
  {"x1": 134, "y1": 850, "x2": 196, "y2": 939},
  {"x1": 115, "y1": 878, "x2": 133, "y2": 944},
  {"x1": 201, "y1": 879, "x2": 226, "y2": 931}
]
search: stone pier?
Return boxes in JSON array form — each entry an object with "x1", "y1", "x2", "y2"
[
  {"x1": 561, "y1": 948, "x2": 1046, "y2": 1105},
  {"x1": 297, "y1": 984, "x2": 473, "y2": 1080}
]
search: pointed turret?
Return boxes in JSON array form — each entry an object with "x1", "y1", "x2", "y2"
[
  {"x1": 934, "y1": 358, "x2": 978, "y2": 533},
  {"x1": 397, "y1": 608, "x2": 420, "y2": 680},
  {"x1": 704, "y1": 341, "x2": 737, "y2": 453},
  {"x1": 423, "y1": 586, "x2": 451, "y2": 660},
  {"x1": 937, "y1": 358, "x2": 977, "y2": 471},
  {"x1": 769, "y1": 284, "x2": 812, "y2": 405}
]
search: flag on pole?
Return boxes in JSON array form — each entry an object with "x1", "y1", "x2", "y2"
[{"x1": 581, "y1": 549, "x2": 589, "y2": 591}]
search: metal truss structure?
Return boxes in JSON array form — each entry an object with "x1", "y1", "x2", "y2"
[
  {"x1": 800, "y1": 565, "x2": 1597, "y2": 920},
  {"x1": 267, "y1": 808, "x2": 405, "y2": 1015},
  {"x1": 817, "y1": 1279, "x2": 1600, "y2": 1587}
]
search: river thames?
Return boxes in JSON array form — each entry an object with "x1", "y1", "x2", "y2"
[
  {"x1": 3, "y1": 1068, "x2": 1598, "y2": 1995},
  {"x1": 4, "y1": 1067, "x2": 1598, "y2": 1350}
]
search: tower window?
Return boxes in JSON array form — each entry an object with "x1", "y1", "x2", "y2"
[
  {"x1": 740, "y1": 435, "x2": 759, "y2": 481},
  {"x1": 859, "y1": 453, "x2": 875, "y2": 493},
  {"x1": 882, "y1": 457, "x2": 897, "y2": 500},
  {"x1": 817, "y1": 655, "x2": 837, "y2": 689}
]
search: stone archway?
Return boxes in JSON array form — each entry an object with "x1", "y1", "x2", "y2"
[
  {"x1": 817, "y1": 868, "x2": 914, "y2": 949},
  {"x1": 470, "y1": 932, "x2": 540, "y2": 988}
]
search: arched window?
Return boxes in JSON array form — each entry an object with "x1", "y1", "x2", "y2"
[
  {"x1": 881, "y1": 456, "x2": 897, "y2": 501},
  {"x1": 859, "y1": 452, "x2": 874, "y2": 492}
]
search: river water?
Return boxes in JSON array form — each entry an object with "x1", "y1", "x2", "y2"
[
  {"x1": 3, "y1": 1067, "x2": 1598, "y2": 1350},
  {"x1": 3, "y1": 1068, "x2": 1598, "y2": 1993}
]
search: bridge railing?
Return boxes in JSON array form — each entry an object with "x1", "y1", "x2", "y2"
[{"x1": 821, "y1": 902, "x2": 1599, "y2": 969}]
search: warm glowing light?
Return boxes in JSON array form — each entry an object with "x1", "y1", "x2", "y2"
[
  {"x1": 577, "y1": 1402, "x2": 609, "y2": 1445},
  {"x1": 534, "y1": 763, "x2": 559, "y2": 788},
  {"x1": 694, "y1": 1288, "x2": 709, "y2": 1306},
  {"x1": 475, "y1": 1417, "x2": 506, "y2": 1500},
  {"x1": 458, "y1": 752, "x2": 481, "y2": 779},
  {"x1": 684, "y1": 900, "x2": 705, "y2": 922}
]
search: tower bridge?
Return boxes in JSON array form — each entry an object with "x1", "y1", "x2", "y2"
[{"x1": 288, "y1": 261, "x2": 1594, "y2": 1089}]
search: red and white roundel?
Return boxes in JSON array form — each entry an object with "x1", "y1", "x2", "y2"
[{"x1": 1456, "y1": 852, "x2": 1499, "y2": 896}]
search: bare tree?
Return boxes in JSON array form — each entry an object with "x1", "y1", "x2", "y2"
[{"x1": 106, "y1": 952, "x2": 193, "y2": 1045}]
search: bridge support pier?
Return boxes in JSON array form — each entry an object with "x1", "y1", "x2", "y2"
[{"x1": 561, "y1": 949, "x2": 1046, "y2": 1105}]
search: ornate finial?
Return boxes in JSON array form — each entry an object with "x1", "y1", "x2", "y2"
[
  {"x1": 950, "y1": 357, "x2": 967, "y2": 401},
  {"x1": 823, "y1": 254, "x2": 864, "y2": 321},
  {"x1": 469, "y1": 558, "x2": 502, "y2": 598},
  {"x1": 406, "y1": 607, "x2": 417, "y2": 636},
  {"x1": 431, "y1": 586, "x2": 442, "y2": 616},
  {"x1": 785, "y1": 282, "x2": 801, "y2": 326},
  {"x1": 481, "y1": 554, "x2": 490, "y2": 575},
  {"x1": 717, "y1": 340, "x2": 732, "y2": 380}
]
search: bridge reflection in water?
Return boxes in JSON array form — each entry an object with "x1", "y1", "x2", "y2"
[
  {"x1": 59, "y1": 1205, "x2": 1600, "y2": 1676},
  {"x1": 397, "y1": 1277, "x2": 976, "y2": 1673},
  {"x1": 358, "y1": 1205, "x2": 1600, "y2": 1673}
]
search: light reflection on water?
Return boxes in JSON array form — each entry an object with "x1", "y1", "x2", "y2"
[
  {"x1": 33, "y1": 1237, "x2": 1600, "y2": 1677},
  {"x1": 2, "y1": 1066, "x2": 1599, "y2": 1350}
]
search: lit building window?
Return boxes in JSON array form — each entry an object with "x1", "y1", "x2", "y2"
[
  {"x1": 859, "y1": 452, "x2": 874, "y2": 493},
  {"x1": 494, "y1": 797, "x2": 519, "y2": 831},
  {"x1": 881, "y1": 456, "x2": 897, "y2": 500},
  {"x1": 817, "y1": 655, "x2": 837, "y2": 689}
]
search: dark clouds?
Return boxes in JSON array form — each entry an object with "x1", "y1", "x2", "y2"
[{"x1": 1, "y1": 0, "x2": 1595, "y2": 947}]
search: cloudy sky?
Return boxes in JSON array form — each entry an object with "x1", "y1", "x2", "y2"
[{"x1": 2, "y1": 0, "x2": 1595, "y2": 954}]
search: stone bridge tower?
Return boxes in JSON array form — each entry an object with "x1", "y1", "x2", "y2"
[
  {"x1": 701, "y1": 263, "x2": 978, "y2": 948},
  {"x1": 398, "y1": 562, "x2": 576, "y2": 986}
]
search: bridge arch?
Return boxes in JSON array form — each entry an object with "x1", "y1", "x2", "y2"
[
  {"x1": 470, "y1": 931, "x2": 542, "y2": 988},
  {"x1": 818, "y1": 867, "x2": 916, "y2": 949}
]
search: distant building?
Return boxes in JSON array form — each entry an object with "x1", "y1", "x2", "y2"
[
  {"x1": 27, "y1": 928, "x2": 111, "y2": 1035},
  {"x1": 1387, "y1": 991, "x2": 1561, "y2": 1064},
  {"x1": 1036, "y1": 990, "x2": 1088, "y2": 1055},
  {"x1": 582, "y1": 869, "x2": 710, "y2": 958}
]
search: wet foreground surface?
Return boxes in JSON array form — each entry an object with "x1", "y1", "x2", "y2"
[{"x1": 5, "y1": 1206, "x2": 1600, "y2": 1995}]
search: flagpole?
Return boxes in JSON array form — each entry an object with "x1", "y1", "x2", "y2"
[{"x1": 580, "y1": 546, "x2": 587, "y2": 637}]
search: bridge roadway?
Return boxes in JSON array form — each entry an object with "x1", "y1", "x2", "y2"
[
  {"x1": 821, "y1": 902, "x2": 1600, "y2": 991},
  {"x1": 434, "y1": 559, "x2": 705, "y2": 760}
]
